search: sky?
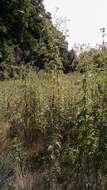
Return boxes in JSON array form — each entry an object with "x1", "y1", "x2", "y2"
[{"x1": 44, "y1": 0, "x2": 107, "y2": 49}]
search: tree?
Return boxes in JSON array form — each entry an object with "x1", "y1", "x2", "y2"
[{"x1": 0, "y1": 0, "x2": 73, "y2": 78}]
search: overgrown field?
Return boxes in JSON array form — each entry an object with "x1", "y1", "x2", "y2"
[{"x1": 0, "y1": 67, "x2": 107, "y2": 190}]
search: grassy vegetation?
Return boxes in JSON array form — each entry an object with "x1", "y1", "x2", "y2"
[{"x1": 0, "y1": 64, "x2": 107, "y2": 189}]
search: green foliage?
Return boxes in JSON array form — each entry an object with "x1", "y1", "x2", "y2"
[
  {"x1": 0, "y1": 64, "x2": 107, "y2": 189},
  {"x1": 0, "y1": 2, "x2": 107, "y2": 189},
  {"x1": 77, "y1": 47, "x2": 107, "y2": 72},
  {"x1": 0, "y1": 0, "x2": 75, "y2": 77}
]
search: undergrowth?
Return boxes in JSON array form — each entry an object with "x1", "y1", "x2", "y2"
[{"x1": 0, "y1": 66, "x2": 107, "y2": 190}]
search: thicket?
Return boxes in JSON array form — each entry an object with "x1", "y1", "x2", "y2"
[{"x1": 0, "y1": 59, "x2": 107, "y2": 189}]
